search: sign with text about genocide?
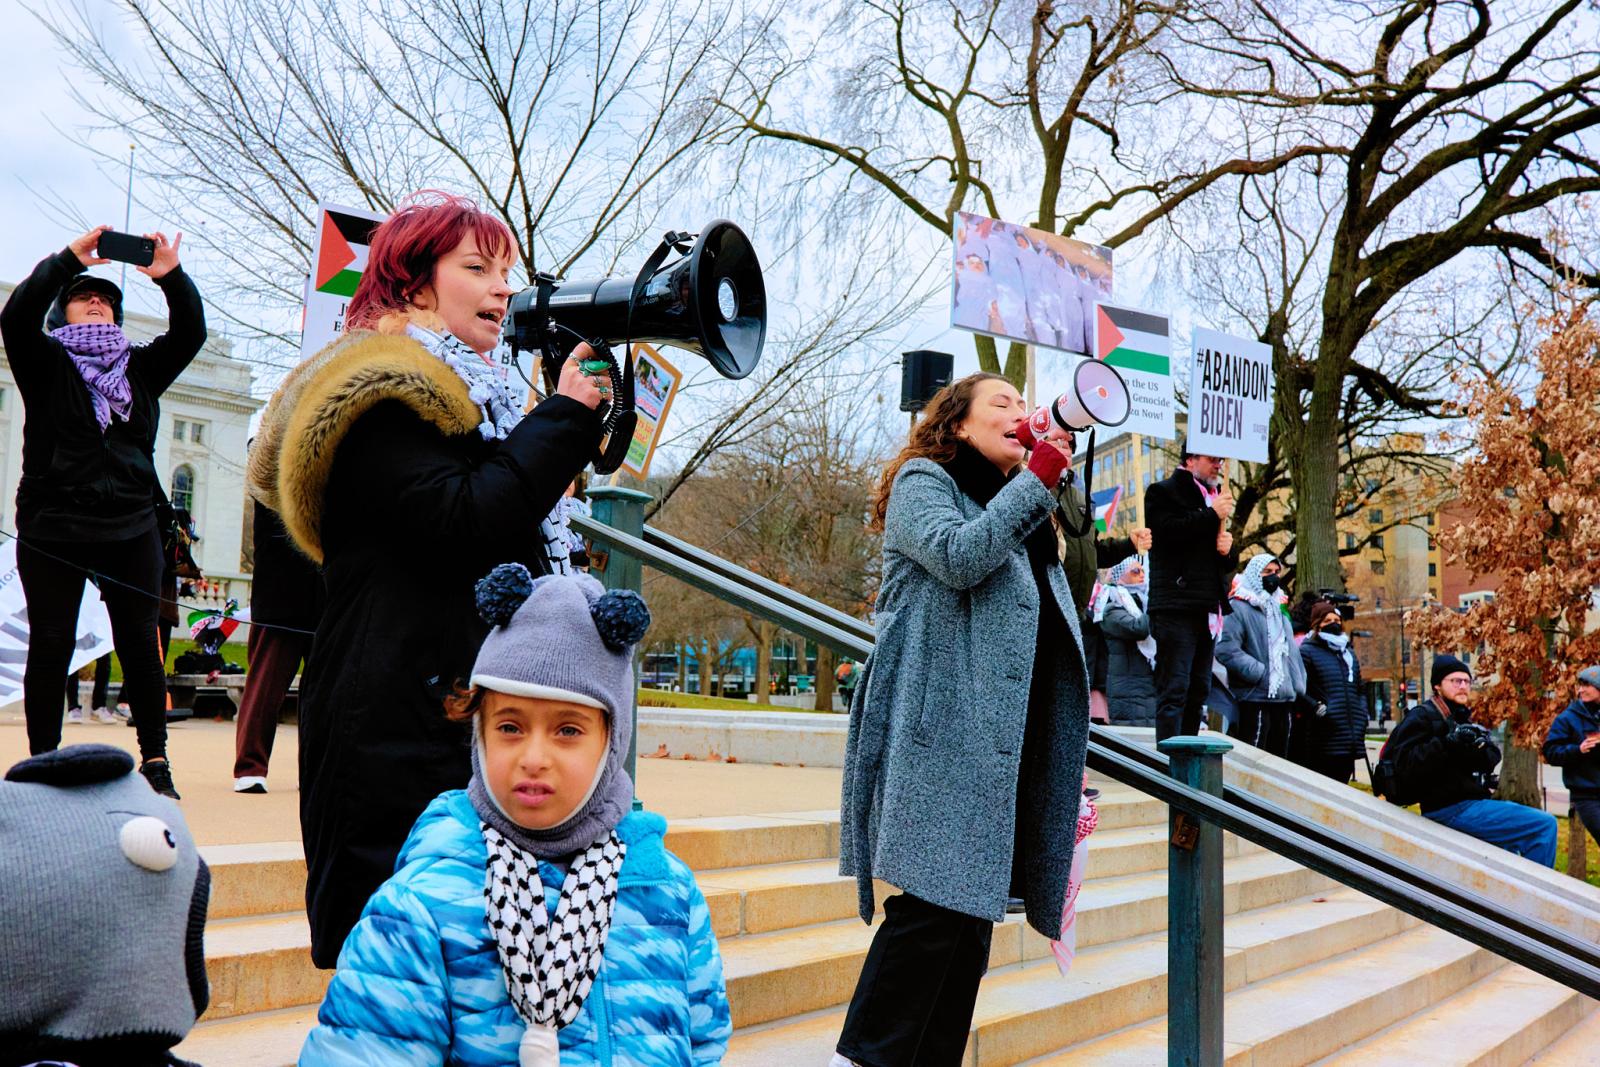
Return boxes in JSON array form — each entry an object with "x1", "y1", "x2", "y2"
[
  {"x1": 301, "y1": 202, "x2": 387, "y2": 362},
  {"x1": 1094, "y1": 303, "x2": 1175, "y2": 440},
  {"x1": 1188, "y1": 327, "x2": 1273, "y2": 463}
]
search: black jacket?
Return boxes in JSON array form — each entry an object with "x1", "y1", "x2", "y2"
[
  {"x1": 1143, "y1": 467, "x2": 1237, "y2": 615},
  {"x1": 248, "y1": 500, "x2": 325, "y2": 630},
  {"x1": 1054, "y1": 478, "x2": 1133, "y2": 614},
  {"x1": 1388, "y1": 697, "x2": 1500, "y2": 813},
  {"x1": 1098, "y1": 595, "x2": 1157, "y2": 727},
  {"x1": 1543, "y1": 699, "x2": 1600, "y2": 800},
  {"x1": 0, "y1": 249, "x2": 205, "y2": 542},
  {"x1": 1296, "y1": 634, "x2": 1370, "y2": 764},
  {"x1": 257, "y1": 328, "x2": 602, "y2": 967}
]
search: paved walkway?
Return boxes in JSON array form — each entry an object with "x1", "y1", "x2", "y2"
[{"x1": 0, "y1": 714, "x2": 844, "y2": 846}]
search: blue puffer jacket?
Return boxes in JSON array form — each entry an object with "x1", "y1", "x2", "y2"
[
  {"x1": 300, "y1": 791, "x2": 730, "y2": 1066},
  {"x1": 1544, "y1": 699, "x2": 1600, "y2": 800}
]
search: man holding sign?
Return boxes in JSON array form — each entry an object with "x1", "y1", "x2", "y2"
[{"x1": 1145, "y1": 442, "x2": 1240, "y2": 740}]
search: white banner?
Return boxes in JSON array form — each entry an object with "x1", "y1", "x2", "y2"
[
  {"x1": 0, "y1": 540, "x2": 115, "y2": 706},
  {"x1": 1187, "y1": 327, "x2": 1274, "y2": 463},
  {"x1": 300, "y1": 202, "x2": 388, "y2": 363}
]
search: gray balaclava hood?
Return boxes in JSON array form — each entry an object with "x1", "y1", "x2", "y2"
[
  {"x1": 466, "y1": 565, "x2": 652, "y2": 858},
  {"x1": 0, "y1": 744, "x2": 209, "y2": 1067}
]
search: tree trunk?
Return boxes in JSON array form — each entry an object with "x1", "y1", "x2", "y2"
[
  {"x1": 754, "y1": 620, "x2": 774, "y2": 701},
  {"x1": 1496, "y1": 735, "x2": 1543, "y2": 808},
  {"x1": 698, "y1": 638, "x2": 713, "y2": 696},
  {"x1": 1291, "y1": 376, "x2": 1346, "y2": 594},
  {"x1": 676, "y1": 645, "x2": 687, "y2": 693},
  {"x1": 814, "y1": 644, "x2": 836, "y2": 712}
]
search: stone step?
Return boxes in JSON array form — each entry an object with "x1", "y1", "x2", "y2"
[
  {"x1": 665, "y1": 811, "x2": 841, "y2": 870},
  {"x1": 1313, "y1": 963, "x2": 1592, "y2": 1067},
  {"x1": 1528, "y1": 993, "x2": 1600, "y2": 1064},
  {"x1": 1037, "y1": 922, "x2": 1497, "y2": 1066},
  {"x1": 176, "y1": 1005, "x2": 318, "y2": 1067},
  {"x1": 725, "y1": 888, "x2": 1410, "y2": 1065},
  {"x1": 203, "y1": 842, "x2": 306, "y2": 920},
  {"x1": 203, "y1": 914, "x2": 329, "y2": 1022}
]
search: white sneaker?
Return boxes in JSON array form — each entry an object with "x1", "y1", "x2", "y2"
[
  {"x1": 828, "y1": 1056, "x2": 860, "y2": 1067},
  {"x1": 112, "y1": 704, "x2": 131, "y2": 720},
  {"x1": 90, "y1": 707, "x2": 117, "y2": 724},
  {"x1": 233, "y1": 776, "x2": 269, "y2": 794},
  {"x1": 65, "y1": 708, "x2": 85, "y2": 725}
]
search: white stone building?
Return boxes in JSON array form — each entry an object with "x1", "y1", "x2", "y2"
[{"x1": 0, "y1": 278, "x2": 263, "y2": 609}]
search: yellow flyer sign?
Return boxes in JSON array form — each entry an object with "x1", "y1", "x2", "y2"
[{"x1": 623, "y1": 343, "x2": 681, "y2": 479}]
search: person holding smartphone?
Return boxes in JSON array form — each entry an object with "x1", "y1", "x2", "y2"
[
  {"x1": 1542, "y1": 666, "x2": 1600, "y2": 847},
  {"x1": 0, "y1": 225, "x2": 203, "y2": 798},
  {"x1": 247, "y1": 191, "x2": 605, "y2": 968}
]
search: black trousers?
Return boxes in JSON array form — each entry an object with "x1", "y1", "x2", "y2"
[
  {"x1": 1151, "y1": 609, "x2": 1215, "y2": 741},
  {"x1": 1236, "y1": 700, "x2": 1291, "y2": 757},
  {"x1": 65, "y1": 652, "x2": 113, "y2": 710},
  {"x1": 1572, "y1": 798, "x2": 1600, "y2": 846},
  {"x1": 19, "y1": 528, "x2": 168, "y2": 761},
  {"x1": 837, "y1": 893, "x2": 994, "y2": 1067}
]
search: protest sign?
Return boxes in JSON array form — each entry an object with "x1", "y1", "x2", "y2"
[
  {"x1": 621, "y1": 343, "x2": 682, "y2": 479},
  {"x1": 0, "y1": 540, "x2": 113, "y2": 705},
  {"x1": 1187, "y1": 327, "x2": 1273, "y2": 463},
  {"x1": 950, "y1": 211, "x2": 1113, "y2": 356},
  {"x1": 300, "y1": 203, "x2": 387, "y2": 362},
  {"x1": 1095, "y1": 303, "x2": 1175, "y2": 440}
]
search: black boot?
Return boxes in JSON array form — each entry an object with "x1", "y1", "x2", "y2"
[{"x1": 139, "y1": 759, "x2": 181, "y2": 800}]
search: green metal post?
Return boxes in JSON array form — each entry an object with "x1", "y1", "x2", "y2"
[
  {"x1": 1159, "y1": 735, "x2": 1232, "y2": 1067},
  {"x1": 586, "y1": 485, "x2": 653, "y2": 808}
]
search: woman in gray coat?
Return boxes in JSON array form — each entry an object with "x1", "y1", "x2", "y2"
[
  {"x1": 1095, "y1": 555, "x2": 1159, "y2": 728},
  {"x1": 1215, "y1": 553, "x2": 1305, "y2": 756},
  {"x1": 835, "y1": 373, "x2": 1091, "y2": 1067}
]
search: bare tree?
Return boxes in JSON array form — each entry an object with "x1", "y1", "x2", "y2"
[
  {"x1": 1165, "y1": 0, "x2": 1600, "y2": 592},
  {"x1": 712, "y1": 0, "x2": 1337, "y2": 384}
]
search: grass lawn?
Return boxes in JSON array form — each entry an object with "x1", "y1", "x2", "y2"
[
  {"x1": 1554, "y1": 822, "x2": 1600, "y2": 889},
  {"x1": 94, "y1": 638, "x2": 250, "y2": 684},
  {"x1": 636, "y1": 687, "x2": 837, "y2": 714}
]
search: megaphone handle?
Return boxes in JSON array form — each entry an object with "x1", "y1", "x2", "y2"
[{"x1": 1065, "y1": 427, "x2": 1097, "y2": 539}]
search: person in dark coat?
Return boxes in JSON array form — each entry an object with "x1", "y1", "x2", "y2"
[
  {"x1": 1390, "y1": 656, "x2": 1557, "y2": 865},
  {"x1": 1143, "y1": 442, "x2": 1239, "y2": 739},
  {"x1": 1216, "y1": 553, "x2": 1305, "y2": 756},
  {"x1": 1295, "y1": 599, "x2": 1369, "y2": 781},
  {"x1": 1541, "y1": 665, "x2": 1600, "y2": 845},
  {"x1": 0, "y1": 226, "x2": 204, "y2": 799},
  {"x1": 247, "y1": 193, "x2": 605, "y2": 967},
  {"x1": 837, "y1": 373, "x2": 1089, "y2": 1067},
  {"x1": 1094, "y1": 555, "x2": 1158, "y2": 727},
  {"x1": 231, "y1": 500, "x2": 326, "y2": 793},
  {"x1": 1050, "y1": 432, "x2": 1149, "y2": 613}
]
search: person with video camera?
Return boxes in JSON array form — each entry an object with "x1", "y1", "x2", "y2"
[
  {"x1": 0, "y1": 225, "x2": 203, "y2": 799},
  {"x1": 1294, "y1": 598, "x2": 1369, "y2": 781},
  {"x1": 1144, "y1": 441, "x2": 1239, "y2": 740},
  {"x1": 247, "y1": 192, "x2": 607, "y2": 967},
  {"x1": 1541, "y1": 665, "x2": 1600, "y2": 847},
  {"x1": 1388, "y1": 656, "x2": 1558, "y2": 865},
  {"x1": 837, "y1": 373, "x2": 1090, "y2": 1067}
]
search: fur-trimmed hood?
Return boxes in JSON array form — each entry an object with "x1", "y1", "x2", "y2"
[{"x1": 247, "y1": 313, "x2": 480, "y2": 563}]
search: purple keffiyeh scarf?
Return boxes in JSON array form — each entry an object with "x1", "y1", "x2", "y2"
[{"x1": 50, "y1": 323, "x2": 133, "y2": 431}]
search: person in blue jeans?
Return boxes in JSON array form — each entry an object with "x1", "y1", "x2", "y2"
[
  {"x1": 1542, "y1": 665, "x2": 1600, "y2": 845},
  {"x1": 1389, "y1": 655, "x2": 1558, "y2": 866}
]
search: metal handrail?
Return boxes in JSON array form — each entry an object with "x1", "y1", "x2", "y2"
[{"x1": 585, "y1": 514, "x2": 1600, "y2": 998}]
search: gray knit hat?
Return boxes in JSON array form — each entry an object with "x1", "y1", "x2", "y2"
[
  {"x1": 1578, "y1": 665, "x2": 1600, "y2": 690},
  {"x1": 466, "y1": 565, "x2": 652, "y2": 857},
  {"x1": 0, "y1": 744, "x2": 209, "y2": 1065}
]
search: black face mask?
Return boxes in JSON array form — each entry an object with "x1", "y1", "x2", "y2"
[
  {"x1": 1320, "y1": 623, "x2": 1344, "y2": 637},
  {"x1": 1260, "y1": 574, "x2": 1281, "y2": 594}
]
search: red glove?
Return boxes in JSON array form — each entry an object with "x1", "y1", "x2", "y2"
[
  {"x1": 1016, "y1": 404, "x2": 1052, "y2": 451},
  {"x1": 1027, "y1": 438, "x2": 1071, "y2": 487}
]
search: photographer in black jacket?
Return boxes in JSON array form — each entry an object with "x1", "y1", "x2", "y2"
[
  {"x1": 0, "y1": 225, "x2": 204, "y2": 799},
  {"x1": 1144, "y1": 441, "x2": 1239, "y2": 739},
  {"x1": 1389, "y1": 655, "x2": 1557, "y2": 865}
]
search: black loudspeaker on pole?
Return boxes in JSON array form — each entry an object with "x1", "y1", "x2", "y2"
[{"x1": 901, "y1": 350, "x2": 954, "y2": 413}]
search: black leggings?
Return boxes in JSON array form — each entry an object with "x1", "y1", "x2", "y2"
[{"x1": 19, "y1": 528, "x2": 168, "y2": 761}]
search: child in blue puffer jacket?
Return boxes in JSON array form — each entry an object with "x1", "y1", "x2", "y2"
[{"x1": 300, "y1": 567, "x2": 730, "y2": 1066}]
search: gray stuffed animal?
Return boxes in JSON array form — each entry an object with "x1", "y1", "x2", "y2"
[{"x1": 0, "y1": 744, "x2": 209, "y2": 1067}]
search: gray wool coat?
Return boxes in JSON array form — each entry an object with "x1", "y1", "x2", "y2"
[
  {"x1": 839, "y1": 458, "x2": 1092, "y2": 940},
  {"x1": 1216, "y1": 598, "x2": 1307, "y2": 705}
]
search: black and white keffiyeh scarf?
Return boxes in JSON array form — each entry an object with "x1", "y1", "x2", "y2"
[
  {"x1": 408, "y1": 324, "x2": 573, "y2": 575},
  {"x1": 483, "y1": 824, "x2": 627, "y2": 1066}
]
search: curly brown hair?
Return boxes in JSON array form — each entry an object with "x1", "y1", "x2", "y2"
[
  {"x1": 869, "y1": 372, "x2": 1015, "y2": 532},
  {"x1": 443, "y1": 682, "x2": 489, "y2": 723}
]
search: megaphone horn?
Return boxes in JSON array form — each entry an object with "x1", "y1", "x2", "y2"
[
  {"x1": 1051, "y1": 358, "x2": 1131, "y2": 433},
  {"x1": 508, "y1": 219, "x2": 767, "y2": 381}
]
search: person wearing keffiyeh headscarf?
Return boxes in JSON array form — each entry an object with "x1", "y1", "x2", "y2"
[
  {"x1": 0, "y1": 225, "x2": 205, "y2": 800},
  {"x1": 1216, "y1": 553, "x2": 1305, "y2": 757},
  {"x1": 1095, "y1": 555, "x2": 1160, "y2": 728}
]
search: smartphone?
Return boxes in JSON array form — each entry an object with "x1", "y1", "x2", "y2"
[{"x1": 97, "y1": 230, "x2": 156, "y2": 267}]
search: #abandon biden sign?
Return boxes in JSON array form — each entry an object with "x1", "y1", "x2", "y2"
[{"x1": 1187, "y1": 328, "x2": 1273, "y2": 463}]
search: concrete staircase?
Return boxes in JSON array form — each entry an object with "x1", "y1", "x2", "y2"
[{"x1": 175, "y1": 780, "x2": 1598, "y2": 1065}]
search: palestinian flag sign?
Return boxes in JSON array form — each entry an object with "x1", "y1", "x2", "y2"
[
  {"x1": 1091, "y1": 485, "x2": 1123, "y2": 534},
  {"x1": 1094, "y1": 303, "x2": 1175, "y2": 440},
  {"x1": 301, "y1": 202, "x2": 388, "y2": 361}
]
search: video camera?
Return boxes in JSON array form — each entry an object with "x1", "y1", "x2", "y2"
[{"x1": 1317, "y1": 589, "x2": 1359, "y2": 622}]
